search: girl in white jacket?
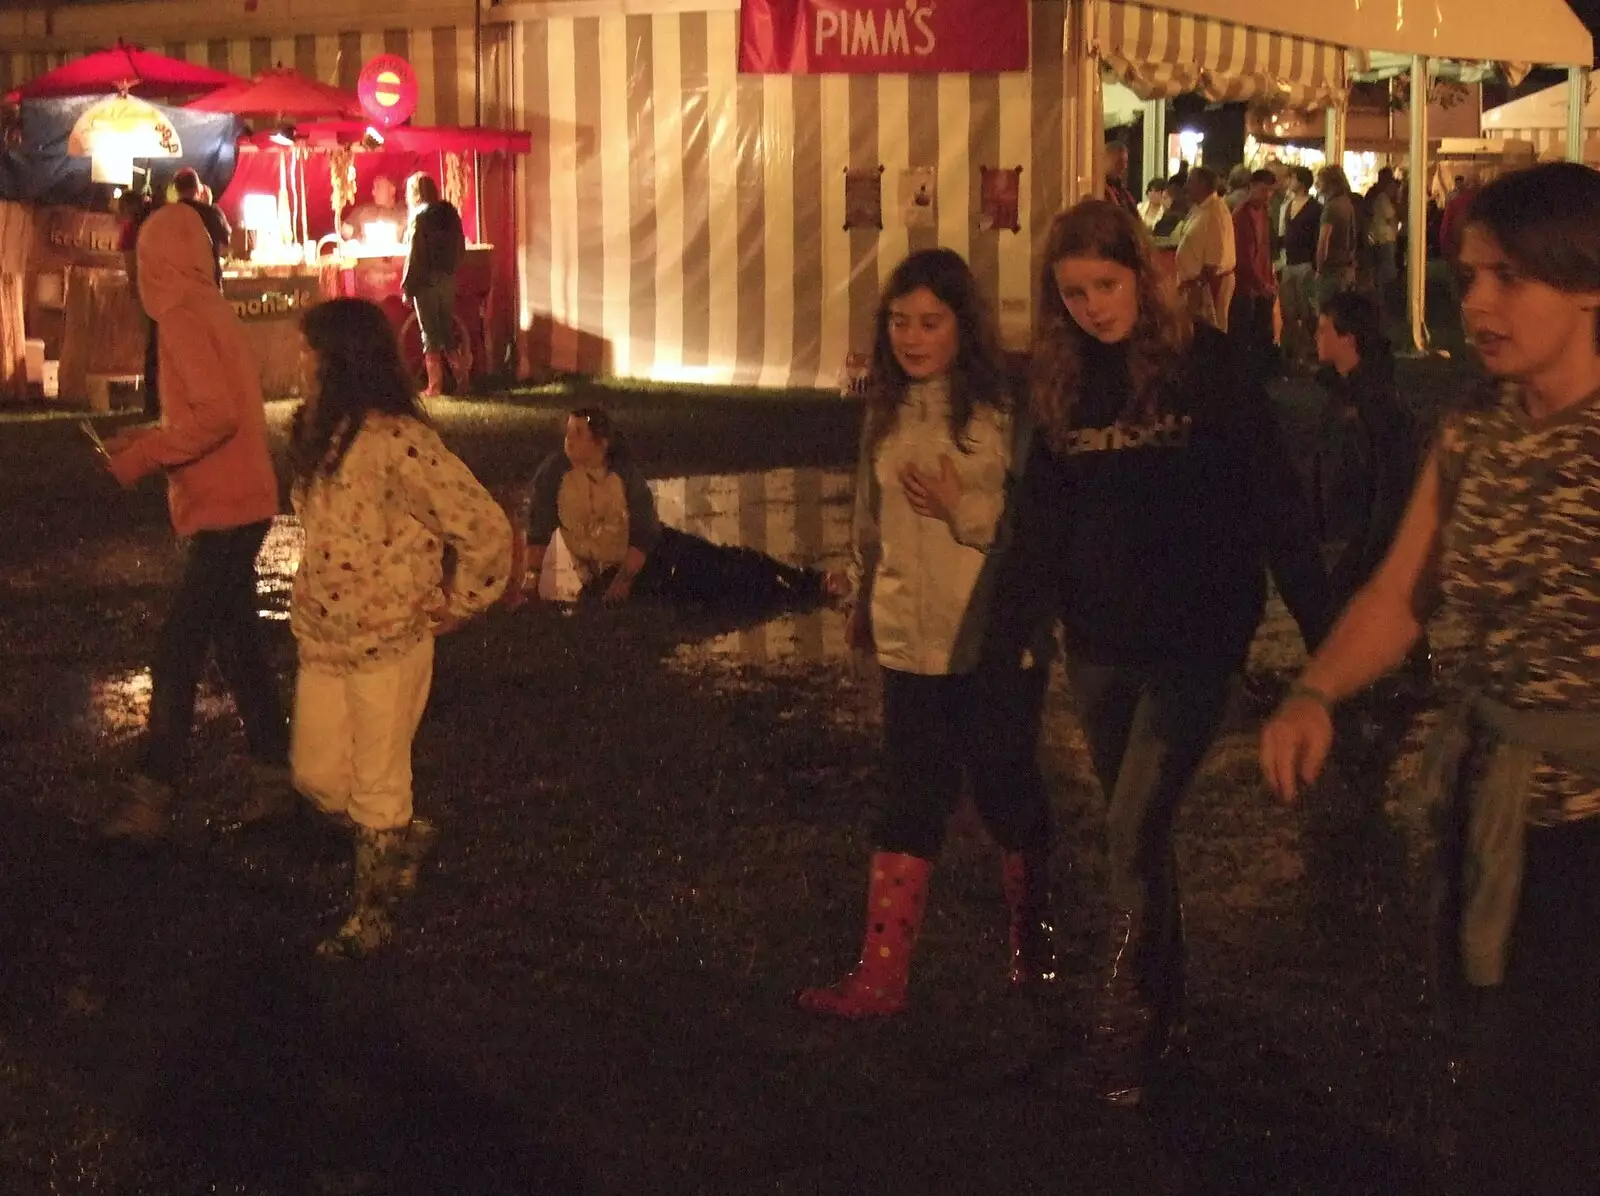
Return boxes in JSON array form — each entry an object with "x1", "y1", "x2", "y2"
[
  {"x1": 289, "y1": 298, "x2": 512, "y2": 959},
  {"x1": 799, "y1": 249, "x2": 1055, "y2": 1018}
]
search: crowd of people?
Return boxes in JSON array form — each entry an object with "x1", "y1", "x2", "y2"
[
  {"x1": 1117, "y1": 142, "x2": 1411, "y2": 378},
  {"x1": 92, "y1": 155, "x2": 1599, "y2": 1186}
]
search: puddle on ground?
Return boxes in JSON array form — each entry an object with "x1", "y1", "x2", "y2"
[
  {"x1": 653, "y1": 468, "x2": 856, "y2": 671},
  {"x1": 247, "y1": 468, "x2": 859, "y2": 676}
]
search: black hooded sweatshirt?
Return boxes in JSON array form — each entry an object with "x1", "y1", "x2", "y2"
[{"x1": 987, "y1": 325, "x2": 1330, "y2": 673}]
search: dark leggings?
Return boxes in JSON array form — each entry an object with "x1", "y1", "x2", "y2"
[
  {"x1": 1449, "y1": 819, "x2": 1600, "y2": 1195},
  {"x1": 1067, "y1": 660, "x2": 1233, "y2": 1004},
  {"x1": 585, "y1": 527, "x2": 826, "y2": 608},
  {"x1": 876, "y1": 665, "x2": 1051, "y2": 860},
  {"x1": 140, "y1": 521, "x2": 289, "y2": 786}
]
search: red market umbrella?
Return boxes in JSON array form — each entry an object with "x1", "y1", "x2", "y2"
[
  {"x1": 4, "y1": 41, "x2": 245, "y2": 103},
  {"x1": 185, "y1": 67, "x2": 365, "y2": 120}
]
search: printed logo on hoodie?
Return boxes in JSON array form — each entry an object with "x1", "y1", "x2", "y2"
[{"x1": 1063, "y1": 414, "x2": 1193, "y2": 455}]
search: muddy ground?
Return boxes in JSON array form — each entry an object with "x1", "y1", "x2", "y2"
[{"x1": 1, "y1": 373, "x2": 1472, "y2": 1195}]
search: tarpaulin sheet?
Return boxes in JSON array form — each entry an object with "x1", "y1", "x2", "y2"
[{"x1": 0, "y1": 95, "x2": 241, "y2": 205}]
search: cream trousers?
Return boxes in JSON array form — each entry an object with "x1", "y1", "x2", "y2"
[{"x1": 291, "y1": 636, "x2": 435, "y2": 831}]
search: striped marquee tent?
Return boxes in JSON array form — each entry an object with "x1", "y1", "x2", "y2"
[
  {"x1": 1098, "y1": 1, "x2": 1346, "y2": 108},
  {"x1": 0, "y1": 0, "x2": 1356, "y2": 390},
  {"x1": 1, "y1": 0, "x2": 1587, "y2": 388}
]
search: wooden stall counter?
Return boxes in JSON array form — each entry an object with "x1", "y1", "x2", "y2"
[{"x1": 220, "y1": 266, "x2": 324, "y2": 398}]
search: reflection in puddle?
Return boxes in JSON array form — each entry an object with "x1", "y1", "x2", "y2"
[
  {"x1": 255, "y1": 517, "x2": 302, "y2": 621},
  {"x1": 253, "y1": 470, "x2": 859, "y2": 669},
  {"x1": 87, "y1": 668, "x2": 234, "y2": 744},
  {"x1": 651, "y1": 468, "x2": 855, "y2": 670}
]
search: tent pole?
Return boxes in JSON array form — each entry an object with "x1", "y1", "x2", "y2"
[
  {"x1": 1064, "y1": 0, "x2": 1102, "y2": 205},
  {"x1": 1407, "y1": 54, "x2": 1431, "y2": 355},
  {"x1": 1142, "y1": 97, "x2": 1166, "y2": 185},
  {"x1": 1323, "y1": 103, "x2": 1345, "y2": 164},
  {"x1": 1567, "y1": 65, "x2": 1588, "y2": 162}
]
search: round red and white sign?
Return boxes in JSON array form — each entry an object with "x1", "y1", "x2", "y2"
[{"x1": 357, "y1": 54, "x2": 418, "y2": 128}]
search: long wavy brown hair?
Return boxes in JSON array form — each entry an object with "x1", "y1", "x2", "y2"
[
  {"x1": 1031, "y1": 200, "x2": 1191, "y2": 454},
  {"x1": 863, "y1": 248, "x2": 1009, "y2": 455}
]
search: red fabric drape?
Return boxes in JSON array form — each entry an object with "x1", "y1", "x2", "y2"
[{"x1": 216, "y1": 148, "x2": 438, "y2": 242}]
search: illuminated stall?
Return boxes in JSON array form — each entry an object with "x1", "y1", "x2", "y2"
[
  {"x1": 191, "y1": 62, "x2": 529, "y2": 394},
  {"x1": 0, "y1": 49, "x2": 243, "y2": 405}
]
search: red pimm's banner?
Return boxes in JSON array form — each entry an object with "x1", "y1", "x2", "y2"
[{"x1": 739, "y1": 0, "x2": 1030, "y2": 74}]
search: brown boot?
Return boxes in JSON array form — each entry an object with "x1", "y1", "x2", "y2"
[
  {"x1": 1088, "y1": 908, "x2": 1159, "y2": 1107},
  {"x1": 421, "y1": 352, "x2": 445, "y2": 398},
  {"x1": 1001, "y1": 850, "x2": 1058, "y2": 989},
  {"x1": 798, "y1": 851, "x2": 931, "y2": 1019},
  {"x1": 100, "y1": 774, "x2": 175, "y2": 841}
]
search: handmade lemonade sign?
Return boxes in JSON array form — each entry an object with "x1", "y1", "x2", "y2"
[{"x1": 739, "y1": 0, "x2": 1029, "y2": 74}]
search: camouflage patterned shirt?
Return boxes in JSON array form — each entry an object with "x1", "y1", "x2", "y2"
[{"x1": 1432, "y1": 387, "x2": 1600, "y2": 825}]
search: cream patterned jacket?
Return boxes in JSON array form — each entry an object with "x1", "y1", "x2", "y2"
[{"x1": 292, "y1": 413, "x2": 512, "y2": 672}]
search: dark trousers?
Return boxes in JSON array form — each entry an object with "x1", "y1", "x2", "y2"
[
  {"x1": 1228, "y1": 291, "x2": 1278, "y2": 381},
  {"x1": 1066, "y1": 659, "x2": 1233, "y2": 1007},
  {"x1": 876, "y1": 665, "x2": 1050, "y2": 860},
  {"x1": 142, "y1": 321, "x2": 160, "y2": 419},
  {"x1": 582, "y1": 529, "x2": 826, "y2": 608},
  {"x1": 1448, "y1": 819, "x2": 1600, "y2": 1195},
  {"x1": 139, "y1": 521, "x2": 288, "y2": 786}
]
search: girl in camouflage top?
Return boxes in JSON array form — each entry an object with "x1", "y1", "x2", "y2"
[
  {"x1": 289, "y1": 298, "x2": 512, "y2": 959},
  {"x1": 1262, "y1": 163, "x2": 1600, "y2": 1194}
]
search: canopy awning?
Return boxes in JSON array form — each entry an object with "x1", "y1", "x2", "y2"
[
  {"x1": 1098, "y1": 1, "x2": 1346, "y2": 109},
  {"x1": 236, "y1": 122, "x2": 532, "y2": 155},
  {"x1": 1140, "y1": 0, "x2": 1591, "y2": 70},
  {"x1": 3, "y1": 41, "x2": 244, "y2": 103},
  {"x1": 1484, "y1": 80, "x2": 1600, "y2": 131}
]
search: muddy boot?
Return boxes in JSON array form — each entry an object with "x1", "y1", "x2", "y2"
[
  {"x1": 1088, "y1": 908, "x2": 1159, "y2": 1107},
  {"x1": 318, "y1": 826, "x2": 407, "y2": 960},
  {"x1": 421, "y1": 352, "x2": 446, "y2": 398},
  {"x1": 1001, "y1": 850, "x2": 1058, "y2": 990},
  {"x1": 394, "y1": 818, "x2": 439, "y2": 893},
  {"x1": 798, "y1": 851, "x2": 931, "y2": 1019},
  {"x1": 234, "y1": 762, "x2": 298, "y2": 826},
  {"x1": 100, "y1": 774, "x2": 175, "y2": 841}
]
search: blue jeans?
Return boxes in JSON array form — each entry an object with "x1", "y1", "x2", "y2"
[
  {"x1": 411, "y1": 275, "x2": 457, "y2": 354},
  {"x1": 140, "y1": 521, "x2": 288, "y2": 785}
]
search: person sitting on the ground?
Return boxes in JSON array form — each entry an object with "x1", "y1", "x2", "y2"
[{"x1": 509, "y1": 408, "x2": 841, "y2": 608}]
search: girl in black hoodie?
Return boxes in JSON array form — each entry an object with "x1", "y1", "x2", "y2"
[{"x1": 987, "y1": 201, "x2": 1330, "y2": 1105}]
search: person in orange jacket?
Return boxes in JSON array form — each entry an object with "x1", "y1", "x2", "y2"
[{"x1": 100, "y1": 202, "x2": 291, "y2": 839}]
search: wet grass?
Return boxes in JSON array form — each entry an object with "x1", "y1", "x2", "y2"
[{"x1": 0, "y1": 373, "x2": 1474, "y2": 1194}]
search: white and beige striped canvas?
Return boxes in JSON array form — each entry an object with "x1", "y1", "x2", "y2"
[{"x1": 507, "y1": 5, "x2": 1068, "y2": 388}]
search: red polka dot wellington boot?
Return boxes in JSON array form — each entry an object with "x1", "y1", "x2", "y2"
[{"x1": 798, "y1": 851, "x2": 931, "y2": 1019}]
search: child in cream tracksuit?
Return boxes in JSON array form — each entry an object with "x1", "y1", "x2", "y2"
[{"x1": 288, "y1": 297, "x2": 511, "y2": 958}]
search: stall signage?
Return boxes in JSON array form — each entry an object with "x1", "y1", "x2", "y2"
[
  {"x1": 226, "y1": 285, "x2": 321, "y2": 323},
  {"x1": 739, "y1": 0, "x2": 1030, "y2": 74},
  {"x1": 358, "y1": 55, "x2": 419, "y2": 128},
  {"x1": 31, "y1": 206, "x2": 127, "y2": 272}
]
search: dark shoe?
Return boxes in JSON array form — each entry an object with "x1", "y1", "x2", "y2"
[
  {"x1": 100, "y1": 774, "x2": 175, "y2": 841},
  {"x1": 798, "y1": 851, "x2": 931, "y2": 1019},
  {"x1": 1088, "y1": 908, "x2": 1158, "y2": 1107},
  {"x1": 1001, "y1": 850, "x2": 1058, "y2": 989}
]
